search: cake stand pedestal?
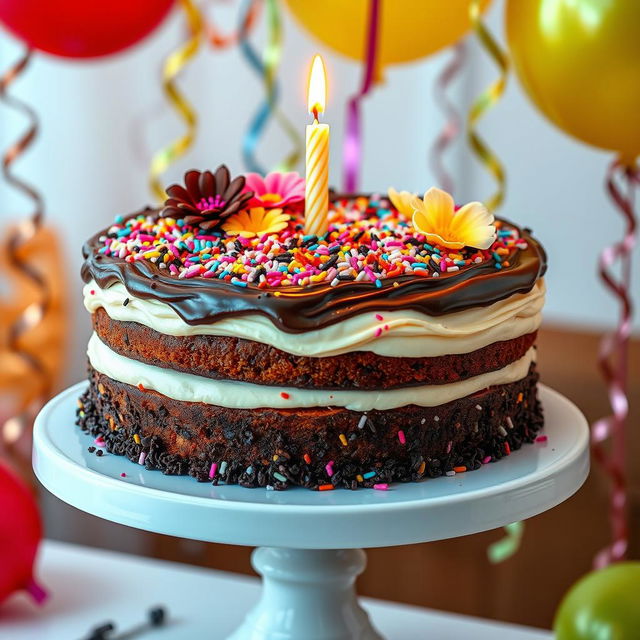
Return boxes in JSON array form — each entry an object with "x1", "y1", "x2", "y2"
[{"x1": 33, "y1": 383, "x2": 589, "y2": 640}]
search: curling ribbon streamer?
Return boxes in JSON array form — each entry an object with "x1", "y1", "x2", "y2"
[
  {"x1": 238, "y1": 0, "x2": 303, "y2": 174},
  {"x1": 488, "y1": 521, "x2": 524, "y2": 564},
  {"x1": 429, "y1": 42, "x2": 466, "y2": 196},
  {"x1": 205, "y1": 0, "x2": 260, "y2": 49},
  {"x1": 0, "y1": 50, "x2": 50, "y2": 439},
  {"x1": 591, "y1": 159, "x2": 638, "y2": 569},
  {"x1": 467, "y1": 0, "x2": 508, "y2": 211},
  {"x1": 149, "y1": 0, "x2": 203, "y2": 203},
  {"x1": 342, "y1": 0, "x2": 380, "y2": 193}
]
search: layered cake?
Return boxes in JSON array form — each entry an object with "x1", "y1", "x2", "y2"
[{"x1": 78, "y1": 166, "x2": 546, "y2": 490}]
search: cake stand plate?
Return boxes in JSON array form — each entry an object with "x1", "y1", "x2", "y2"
[{"x1": 33, "y1": 383, "x2": 589, "y2": 640}]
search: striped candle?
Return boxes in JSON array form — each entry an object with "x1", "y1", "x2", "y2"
[{"x1": 304, "y1": 55, "x2": 329, "y2": 237}]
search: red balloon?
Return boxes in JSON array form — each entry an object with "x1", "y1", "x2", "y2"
[
  {"x1": 0, "y1": 462, "x2": 45, "y2": 607},
  {"x1": 0, "y1": 0, "x2": 175, "y2": 59}
]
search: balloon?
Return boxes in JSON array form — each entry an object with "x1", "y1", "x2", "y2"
[
  {"x1": 0, "y1": 463, "x2": 45, "y2": 607},
  {"x1": 0, "y1": 0, "x2": 175, "y2": 59},
  {"x1": 554, "y1": 563, "x2": 640, "y2": 640},
  {"x1": 505, "y1": 0, "x2": 640, "y2": 164},
  {"x1": 284, "y1": 0, "x2": 492, "y2": 67}
]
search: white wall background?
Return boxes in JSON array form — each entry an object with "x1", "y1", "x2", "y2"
[{"x1": 1, "y1": 0, "x2": 638, "y2": 387}]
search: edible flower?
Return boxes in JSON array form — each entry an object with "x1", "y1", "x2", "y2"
[
  {"x1": 244, "y1": 171, "x2": 306, "y2": 209},
  {"x1": 222, "y1": 207, "x2": 290, "y2": 238},
  {"x1": 162, "y1": 165, "x2": 253, "y2": 231},
  {"x1": 387, "y1": 187, "x2": 417, "y2": 218},
  {"x1": 412, "y1": 187, "x2": 496, "y2": 250}
]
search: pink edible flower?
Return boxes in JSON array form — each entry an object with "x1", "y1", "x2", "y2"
[{"x1": 243, "y1": 171, "x2": 305, "y2": 209}]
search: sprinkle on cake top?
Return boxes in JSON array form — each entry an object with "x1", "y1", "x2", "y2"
[{"x1": 94, "y1": 167, "x2": 529, "y2": 290}]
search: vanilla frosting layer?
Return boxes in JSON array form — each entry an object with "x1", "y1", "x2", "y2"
[
  {"x1": 88, "y1": 333, "x2": 536, "y2": 411},
  {"x1": 84, "y1": 279, "x2": 544, "y2": 358}
]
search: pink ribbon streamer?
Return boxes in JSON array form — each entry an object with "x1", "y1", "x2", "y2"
[
  {"x1": 342, "y1": 0, "x2": 380, "y2": 193},
  {"x1": 591, "y1": 159, "x2": 638, "y2": 569},
  {"x1": 429, "y1": 42, "x2": 466, "y2": 196}
]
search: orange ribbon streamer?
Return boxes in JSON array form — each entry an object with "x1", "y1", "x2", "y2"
[{"x1": 0, "y1": 49, "x2": 51, "y2": 464}]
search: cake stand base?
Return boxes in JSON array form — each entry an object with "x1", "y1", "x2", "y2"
[
  {"x1": 33, "y1": 383, "x2": 589, "y2": 640},
  {"x1": 229, "y1": 548, "x2": 382, "y2": 640}
]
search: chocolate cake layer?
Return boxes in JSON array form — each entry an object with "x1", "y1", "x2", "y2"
[
  {"x1": 91, "y1": 308, "x2": 537, "y2": 390},
  {"x1": 77, "y1": 364, "x2": 543, "y2": 490}
]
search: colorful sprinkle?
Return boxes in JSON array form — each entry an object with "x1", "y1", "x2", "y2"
[
  {"x1": 363, "y1": 471, "x2": 376, "y2": 479},
  {"x1": 138, "y1": 452, "x2": 147, "y2": 465},
  {"x1": 535, "y1": 435, "x2": 548, "y2": 443},
  {"x1": 280, "y1": 392, "x2": 290, "y2": 399},
  {"x1": 303, "y1": 453, "x2": 312, "y2": 464},
  {"x1": 339, "y1": 433, "x2": 348, "y2": 447},
  {"x1": 453, "y1": 466, "x2": 467, "y2": 473},
  {"x1": 273, "y1": 472, "x2": 287, "y2": 483},
  {"x1": 133, "y1": 434, "x2": 141, "y2": 444},
  {"x1": 482, "y1": 455, "x2": 492, "y2": 464},
  {"x1": 92, "y1": 199, "x2": 526, "y2": 292},
  {"x1": 209, "y1": 462, "x2": 218, "y2": 479},
  {"x1": 319, "y1": 484, "x2": 334, "y2": 491},
  {"x1": 373, "y1": 483, "x2": 389, "y2": 491},
  {"x1": 325, "y1": 461, "x2": 334, "y2": 477},
  {"x1": 397, "y1": 430, "x2": 406, "y2": 445}
]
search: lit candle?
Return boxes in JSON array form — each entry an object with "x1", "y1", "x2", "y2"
[{"x1": 304, "y1": 54, "x2": 329, "y2": 237}]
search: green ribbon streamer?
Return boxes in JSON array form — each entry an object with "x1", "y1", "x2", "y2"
[
  {"x1": 488, "y1": 521, "x2": 524, "y2": 564},
  {"x1": 239, "y1": 0, "x2": 303, "y2": 174}
]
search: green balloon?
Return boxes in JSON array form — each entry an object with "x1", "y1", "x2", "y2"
[{"x1": 555, "y1": 563, "x2": 640, "y2": 640}]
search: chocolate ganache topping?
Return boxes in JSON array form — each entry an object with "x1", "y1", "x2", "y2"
[{"x1": 81, "y1": 200, "x2": 547, "y2": 334}]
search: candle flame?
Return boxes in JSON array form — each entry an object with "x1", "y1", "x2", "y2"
[{"x1": 307, "y1": 54, "x2": 326, "y2": 119}]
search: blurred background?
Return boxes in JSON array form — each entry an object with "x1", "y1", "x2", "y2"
[{"x1": 0, "y1": 0, "x2": 638, "y2": 631}]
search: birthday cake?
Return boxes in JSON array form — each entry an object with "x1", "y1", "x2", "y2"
[{"x1": 77, "y1": 166, "x2": 546, "y2": 490}]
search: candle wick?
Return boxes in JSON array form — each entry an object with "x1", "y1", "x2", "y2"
[{"x1": 312, "y1": 106, "x2": 319, "y2": 122}]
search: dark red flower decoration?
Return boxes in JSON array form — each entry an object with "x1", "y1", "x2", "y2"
[{"x1": 162, "y1": 165, "x2": 254, "y2": 230}]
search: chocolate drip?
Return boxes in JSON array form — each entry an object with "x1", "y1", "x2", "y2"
[{"x1": 81, "y1": 210, "x2": 547, "y2": 333}]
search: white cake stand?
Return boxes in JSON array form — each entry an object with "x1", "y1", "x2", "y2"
[{"x1": 33, "y1": 382, "x2": 589, "y2": 640}]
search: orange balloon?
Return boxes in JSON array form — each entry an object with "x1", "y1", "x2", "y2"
[
  {"x1": 506, "y1": 0, "x2": 640, "y2": 164},
  {"x1": 285, "y1": 0, "x2": 491, "y2": 67}
]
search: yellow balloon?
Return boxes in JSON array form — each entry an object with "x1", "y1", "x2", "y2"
[
  {"x1": 506, "y1": 0, "x2": 640, "y2": 164},
  {"x1": 284, "y1": 0, "x2": 492, "y2": 66}
]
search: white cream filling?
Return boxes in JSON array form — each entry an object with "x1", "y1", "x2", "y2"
[
  {"x1": 87, "y1": 333, "x2": 536, "y2": 411},
  {"x1": 84, "y1": 279, "x2": 545, "y2": 358}
]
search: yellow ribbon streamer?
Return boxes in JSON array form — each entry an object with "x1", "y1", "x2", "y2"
[
  {"x1": 468, "y1": 0, "x2": 518, "y2": 560},
  {"x1": 467, "y1": 0, "x2": 509, "y2": 212},
  {"x1": 149, "y1": 0, "x2": 204, "y2": 203}
]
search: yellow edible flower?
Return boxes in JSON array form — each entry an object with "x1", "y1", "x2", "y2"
[
  {"x1": 411, "y1": 187, "x2": 496, "y2": 250},
  {"x1": 222, "y1": 207, "x2": 290, "y2": 238},
  {"x1": 387, "y1": 187, "x2": 418, "y2": 218}
]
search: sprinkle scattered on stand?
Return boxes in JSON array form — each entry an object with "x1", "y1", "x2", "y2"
[{"x1": 535, "y1": 435, "x2": 548, "y2": 443}]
